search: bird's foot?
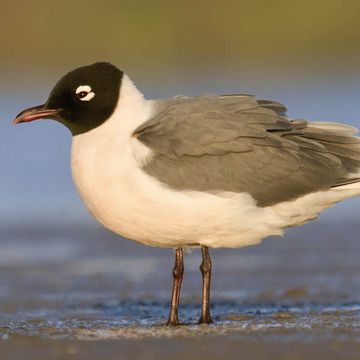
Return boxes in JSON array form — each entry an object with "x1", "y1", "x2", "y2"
[
  {"x1": 166, "y1": 312, "x2": 182, "y2": 326},
  {"x1": 166, "y1": 318, "x2": 182, "y2": 327},
  {"x1": 198, "y1": 314, "x2": 213, "y2": 325}
]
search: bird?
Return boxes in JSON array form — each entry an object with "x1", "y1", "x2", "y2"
[{"x1": 13, "y1": 62, "x2": 360, "y2": 326}]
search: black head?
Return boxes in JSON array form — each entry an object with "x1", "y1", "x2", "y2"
[{"x1": 13, "y1": 62, "x2": 123, "y2": 135}]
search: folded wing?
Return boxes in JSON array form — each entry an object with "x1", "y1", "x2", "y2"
[{"x1": 134, "y1": 95, "x2": 360, "y2": 206}]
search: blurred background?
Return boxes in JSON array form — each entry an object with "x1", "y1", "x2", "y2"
[{"x1": 2, "y1": 0, "x2": 360, "y2": 349}]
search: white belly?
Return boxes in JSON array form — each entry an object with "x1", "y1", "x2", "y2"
[{"x1": 70, "y1": 130, "x2": 267, "y2": 248}]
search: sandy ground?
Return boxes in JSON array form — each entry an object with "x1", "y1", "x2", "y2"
[{"x1": 1, "y1": 218, "x2": 360, "y2": 359}]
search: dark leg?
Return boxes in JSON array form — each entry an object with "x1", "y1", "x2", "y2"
[
  {"x1": 199, "y1": 246, "x2": 213, "y2": 324},
  {"x1": 167, "y1": 248, "x2": 184, "y2": 326}
]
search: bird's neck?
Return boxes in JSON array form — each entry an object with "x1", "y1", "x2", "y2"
[
  {"x1": 108, "y1": 74, "x2": 154, "y2": 137},
  {"x1": 119, "y1": 74, "x2": 147, "y2": 108}
]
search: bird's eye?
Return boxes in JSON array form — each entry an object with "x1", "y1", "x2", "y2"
[{"x1": 75, "y1": 85, "x2": 95, "y2": 102}]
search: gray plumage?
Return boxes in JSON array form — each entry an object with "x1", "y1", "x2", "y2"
[{"x1": 134, "y1": 95, "x2": 360, "y2": 206}]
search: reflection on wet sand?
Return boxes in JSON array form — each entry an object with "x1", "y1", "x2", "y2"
[{"x1": 0, "y1": 220, "x2": 360, "y2": 346}]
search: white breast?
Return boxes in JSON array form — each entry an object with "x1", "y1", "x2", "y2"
[{"x1": 70, "y1": 76, "x2": 360, "y2": 249}]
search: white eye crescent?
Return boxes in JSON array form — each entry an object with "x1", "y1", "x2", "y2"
[{"x1": 75, "y1": 85, "x2": 95, "y2": 101}]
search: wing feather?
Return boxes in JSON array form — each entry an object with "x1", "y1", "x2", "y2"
[{"x1": 134, "y1": 95, "x2": 360, "y2": 206}]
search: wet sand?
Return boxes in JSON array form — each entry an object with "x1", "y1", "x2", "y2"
[{"x1": 1, "y1": 218, "x2": 360, "y2": 359}]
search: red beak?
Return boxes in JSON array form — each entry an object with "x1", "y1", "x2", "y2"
[{"x1": 13, "y1": 105, "x2": 61, "y2": 125}]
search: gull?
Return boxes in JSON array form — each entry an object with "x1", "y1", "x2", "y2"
[{"x1": 13, "y1": 62, "x2": 360, "y2": 325}]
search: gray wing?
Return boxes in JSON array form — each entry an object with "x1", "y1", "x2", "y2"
[{"x1": 134, "y1": 95, "x2": 360, "y2": 206}]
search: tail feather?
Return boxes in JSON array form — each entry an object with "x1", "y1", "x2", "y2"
[
  {"x1": 285, "y1": 120, "x2": 360, "y2": 185},
  {"x1": 332, "y1": 177, "x2": 360, "y2": 188},
  {"x1": 307, "y1": 121, "x2": 358, "y2": 134}
]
